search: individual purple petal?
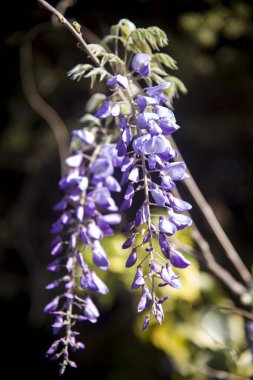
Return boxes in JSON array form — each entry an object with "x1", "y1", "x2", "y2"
[
  {"x1": 46, "y1": 340, "x2": 60, "y2": 357},
  {"x1": 131, "y1": 266, "x2": 145, "y2": 289},
  {"x1": 52, "y1": 316, "x2": 64, "y2": 334},
  {"x1": 50, "y1": 220, "x2": 63, "y2": 234},
  {"x1": 121, "y1": 221, "x2": 135, "y2": 232},
  {"x1": 61, "y1": 211, "x2": 72, "y2": 225},
  {"x1": 142, "y1": 135, "x2": 169, "y2": 154},
  {"x1": 53, "y1": 198, "x2": 67, "y2": 211},
  {"x1": 142, "y1": 315, "x2": 150, "y2": 331},
  {"x1": 137, "y1": 285, "x2": 152, "y2": 312},
  {"x1": 122, "y1": 234, "x2": 136, "y2": 249},
  {"x1": 135, "y1": 95, "x2": 157, "y2": 112},
  {"x1": 169, "y1": 211, "x2": 192, "y2": 230},
  {"x1": 122, "y1": 126, "x2": 132, "y2": 145},
  {"x1": 137, "y1": 112, "x2": 159, "y2": 129},
  {"x1": 158, "y1": 296, "x2": 169, "y2": 304},
  {"x1": 151, "y1": 188, "x2": 166, "y2": 206},
  {"x1": 154, "y1": 302, "x2": 164, "y2": 325},
  {"x1": 128, "y1": 167, "x2": 139, "y2": 183},
  {"x1": 65, "y1": 153, "x2": 83, "y2": 168},
  {"x1": 149, "y1": 262, "x2": 160, "y2": 272},
  {"x1": 161, "y1": 175, "x2": 175, "y2": 191},
  {"x1": 168, "y1": 193, "x2": 192, "y2": 212},
  {"x1": 95, "y1": 100, "x2": 111, "y2": 119},
  {"x1": 161, "y1": 162, "x2": 189, "y2": 181},
  {"x1": 170, "y1": 248, "x2": 191, "y2": 269},
  {"x1": 158, "y1": 233, "x2": 170, "y2": 259},
  {"x1": 158, "y1": 216, "x2": 177, "y2": 236},
  {"x1": 132, "y1": 53, "x2": 151, "y2": 77},
  {"x1": 148, "y1": 154, "x2": 157, "y2": 170},
  {"x1": 47, "y1": 259, "x2": 61, "y2": 272},
  {"x1": 76, "y1": 205, "x2": 84, "y2": 222},
  {"x1": 146, "y1": 82, "x2": 170, "y2": 97},
  {"x1": 155, "y1": 105, "x2": 175, "y2": 119},
  {"x1": 77, "y1": 252, "x2": 86, "y2": 269},
  {"x1": 160, "y1": 265, "x2": 181, "y2": 288},
  {"x1": 68, "y1": 361, "x2": 77, "y2": 369},
  {"x1": 126, "y1": 248, "x2": 137, "y2": 268},
  {"x1": 87, "y1": 223, "x2": 103, "y2": 240},
  {"x1": 107, "y1": 74, "x2": 128, "y2": 89},
  {"x1": 132, "y1": 133, "x2": 151, "y2": 155},
  {"x1": 107, "y1": 196, "x2": 118, "y2": 212},
  {"x1": 104, "y1": 176, "x2": 121, "y2": 192},
  {"x1": 44, "y1": 297, "x2": 60, "y2": 313},
  {"x1": 72, "y1": 129, "x2": 95, "y2": 144},
  {"x1": 91, "y1": 272, "x2": 109, "y2": 295},
  {"x1": 147, "y1": 120, "x2": 162, "y2": 136},
  {"x1": 51, "y1": 241, "x2": 63, "y2": 256},
  {"x1": 90, "y1": 157, "x2": 114, "y2": 178},
  {"x1": 116, "y1": 138, "x2": 127, "y2": 157},
  {"x1": 99, "y1": 213, "x2": 121, "y2": 225},
  {"x1": 83, "y1": 295, "x2": 100, "y2": 323},
  {"x1": 124, "y1": 184, "x2": 135, "y2": 200},
  {"x1": 45, "y1": 280, "x2": 60, "y2": 290},
  {"x1": 120, "y1": 197, "x2": 132, "y2": 211},
  {"x1": 142, "y1": 234, "x2": 151, "y2": 244},
  {"x1": 135, "y1": 203, "x2": 148, "y2": 226},
  {"x1": 121, "y1": 157, "x2": 134, "y2": 172},
  {"x1": 97, "y1": 218, "x2": 113, "y2": 236},
  {"x1": 120, "y1": 171, "x2": 130, "y2": 186},
  {"x1": 79, "y1": 226, "x2": 91, "y2": 245},
  {"x1": 92, "y1": 241, "x2": 109, "y2": 270}
]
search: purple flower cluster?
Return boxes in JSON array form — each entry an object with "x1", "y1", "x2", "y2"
[
  {"x1": 46, "y1": 50, "x2": 193, "y2": 372},
  {"x1": 95, "y1": 52, "x2": 192, "y2": 329},
  {"x1": 45, "y1": 131, "x2": 122, "y2": 373}
]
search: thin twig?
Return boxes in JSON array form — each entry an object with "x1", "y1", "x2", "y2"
[
  {"x1": 191, "y1": 224, "x2": 247, "y2": 296},
  {"x1": 37, "y1": 0, "x2": 101, "y2": 67},
  {"x1": 218, "y1": 306, "x2": 253, "y2": 320},
  {"x1": 170, "y1": 138, "x2": 252, "y2": 286},
  {"x1": 20, "y1": 24, "x2": 69, "y2": 175}
]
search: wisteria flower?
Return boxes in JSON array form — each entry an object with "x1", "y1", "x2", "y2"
[{"x1": 132, "y1": 53, "x2": 151, "y2": 77}]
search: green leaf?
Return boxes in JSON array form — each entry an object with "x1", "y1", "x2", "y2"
[
  {"x1": 85, "y1": 67, "x2": 109, "y2": 88},
  {"x1": 111, "y1": 19, "x2": 136, "y2": 37},
  {"x1": 151, "y1": 66, "x2": 168, "y2": 76},
  {"x1": 129, "y1": 26, "x2": 168, "y2": 51},
  {"x1": 67, "y1": 64, "x2": 93, "y2": 81},
  {"x1": 166, "y1": 75, "x2": 188, "y2": 96},
  {"x1": 153, "y1": 53, "x2": 178, "y2": 70},
  {"x1": 100, "y1": 53, "x2": 124, "y2": 67},
  {"x1": 87, "y1": 44, "x2": 106, "y2": 57},
  {"x1": 150, "y1": 73, "x2": 164, "y2": 84}
]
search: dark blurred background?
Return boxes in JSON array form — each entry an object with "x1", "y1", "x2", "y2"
[{"x1": 1, "y1": 0, "x2": 253, "y2": 378}]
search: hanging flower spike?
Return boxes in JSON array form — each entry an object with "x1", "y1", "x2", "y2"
[
  {"x1": 110, "y1": 52, "x2": 191, "y2": 330},
  {"x1": 45, "y1": 129, "x2": 122, "y2": 373}
]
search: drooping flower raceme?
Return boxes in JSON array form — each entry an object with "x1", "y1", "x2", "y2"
[
  {"x1": 45, "y1": 131, "x2": 122, "y2": 373},
  {"x1": 46, "y1": 18, "x2": 193, "y2": 373},
  {"x1": 95, "y1": 66, "x2": 192, "y2": 330}
]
